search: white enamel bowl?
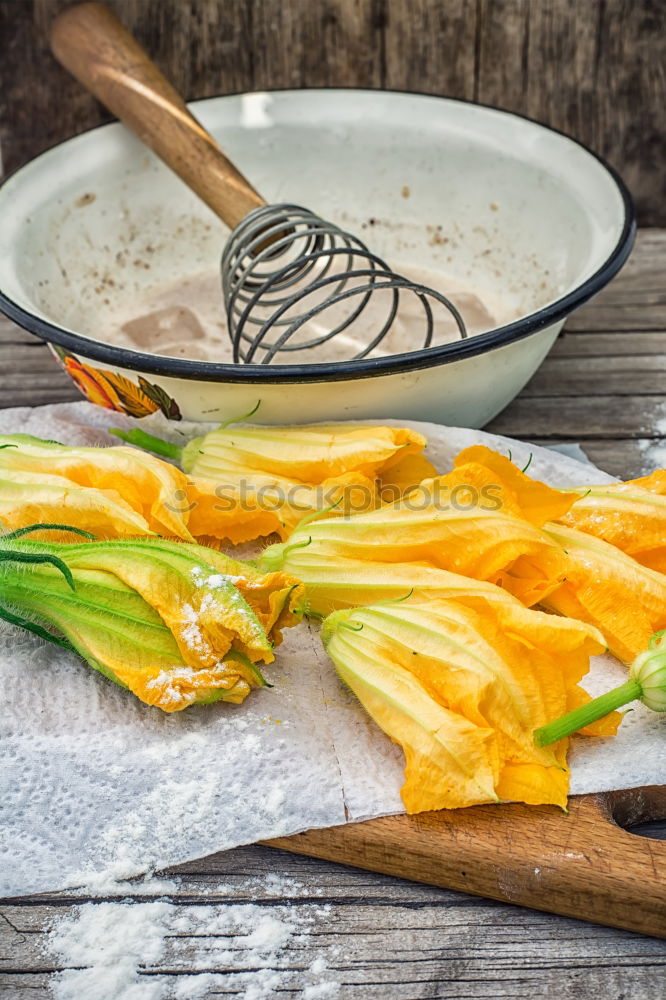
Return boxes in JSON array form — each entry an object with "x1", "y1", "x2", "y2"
[{"x1": 0, "y1": 90, "x2": 634, "y2": 425}]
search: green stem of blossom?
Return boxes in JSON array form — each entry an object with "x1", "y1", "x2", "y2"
[
  {"x1": 0, "y1": 603, "x2": 75, "y2": 651},
  {"x1": 534, "y1": 678, "x2": 642, "y2": 746},
  {"x1": 109, "y1": 427, "x2": 182, "y2": 461},
  {"x1": 0, "y1": 533, "x2": 82, "y2": 649}
]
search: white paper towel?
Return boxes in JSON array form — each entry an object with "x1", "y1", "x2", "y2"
[{"x1": 0, "y1": 402, "x2": 663, "y2": 898}]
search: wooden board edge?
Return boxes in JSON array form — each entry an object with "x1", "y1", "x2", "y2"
[{"x1": 265, "y1": 786, "x2": 666, "y2": 938}]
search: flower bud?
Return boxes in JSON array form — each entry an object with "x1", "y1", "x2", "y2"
[
  {"x1": 0, "y1": 526, "x2": 303, "y2": 712},
  {"x1": 631, "y1": 631, "x2": 666, "y2": 712}
]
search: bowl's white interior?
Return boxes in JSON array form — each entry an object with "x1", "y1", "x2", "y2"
[{"x1": 0, "y1": 90, "x2": 627, "y2": 355}]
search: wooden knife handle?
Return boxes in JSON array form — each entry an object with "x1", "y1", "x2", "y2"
[{"x1": 50, "y1": 2, "x2": 266, "y2": 230}]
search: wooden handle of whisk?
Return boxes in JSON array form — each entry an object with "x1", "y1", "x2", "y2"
[{"x1": 50, "y1": 2, "x2": 266, "y2": 230}]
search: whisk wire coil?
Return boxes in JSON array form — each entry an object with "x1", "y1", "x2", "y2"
[{"x1": 222, "y1": 204, "x2": 467, "y2": 365}]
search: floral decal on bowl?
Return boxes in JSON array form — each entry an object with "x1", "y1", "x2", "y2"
[{"x1": 51, "y1": 346, "x2": 182, "y2": 420}]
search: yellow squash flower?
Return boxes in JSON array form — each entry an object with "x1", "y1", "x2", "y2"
[
  {"x1": 113, "y1": 421, "x2": 436, "y2": 540},
  {"x1": 443, "y1": 447, "x2": 666, "y2": 661},
  {"x1": 256, "y1": 544, "x2": 618, "y2": 746},
  {"x1": 256, "y1": 548, "x2": 526, "y2": 618},
  {"x1": 0, "y1": 466, "x2": 153, "y2": 538},
  {"x1": 0, "y1": 526, "x2": 303, "y2": 712},
  {"x1": 0, "y1": 434, "x2": 194, "y2": 540},
  {"x1": 180, "y1": 422, "x2": 432, "y2": 485},
  {"x1": 543, "y1": 522, "x2": 666, "y2": 663},
  {"x1": 258, "y1": 497, "x2": 568, "y2": 608},
  {"x1": 558, "y1": 471, "x2": 666, "y2": 574},
  {"x1": 322, "y1": 607, "x2": 499, "y2": 811},
  {"x1": 321, "y1": 599, "x2": 609, "y2": 811}
]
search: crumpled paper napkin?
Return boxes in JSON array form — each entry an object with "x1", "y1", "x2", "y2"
[{"x1": 0, "y1": 402, "x2": 663, "y2": 897}]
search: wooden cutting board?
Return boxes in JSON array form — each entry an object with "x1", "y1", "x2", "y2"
[{"x1": 267, "y1": 784, "x2": 666, "y2": 938}]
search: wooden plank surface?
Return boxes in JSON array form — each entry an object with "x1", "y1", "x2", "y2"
[
  {"x1": 1, "y1": 0, "x2": 665, "y2": 223},
  {"x1": 0, "y1": 229, "x2": 665, "y2": 993},
  {"x1": 2, "y1": 844, "x2": 665, "y2": 1000}
]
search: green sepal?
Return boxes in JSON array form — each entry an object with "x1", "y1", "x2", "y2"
[
  {"x1": 0, "y1": 603, "x2": 75, "y2": 651},
  {"x1": 0, "y1": 549, "x2": 76, "y2": 590}
]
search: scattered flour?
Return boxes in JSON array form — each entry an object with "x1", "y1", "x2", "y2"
[
  {"x1": 303, "y1": 984, "x2": 343, "y2": 1000},
  {"x1": 191, "y1": 566, "x2": 246, "y2": 588},
  {"x1": 638, "y1": 402, "x2": 666, "y2": 472},
  {"x1": 638, "y1": 438, "x2": 666, "y2": 472},
  {"x1": 60, "y1": 868, "x2": 180, "y2": 897},
  {"x1": 145, "y1": 665, "x2": 205, "y2": 709},
  {"x1": 45, "y1": 895, "x2": 341, "y2": 1000},
  {"x1": 61, "y1": 866, "x2": 316, "y2": 902},
  {"x1": 179, "y1": 590, "x2": 267, "y2": 657},
  {"x1": 179, "y1": 603, "x2": 210, "y2": 657}
]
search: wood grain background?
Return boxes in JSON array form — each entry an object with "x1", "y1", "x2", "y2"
[{"x1": 1, "y1": 0, "x2": 664, "y2": 224}]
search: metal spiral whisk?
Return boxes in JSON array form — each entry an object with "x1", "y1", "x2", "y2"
[
  {"x1": 50, "y1": 7, "x2": 469, "y2": 368},
  {"x1": 222, "y1": 204, "x2": 468, "y2": 365}
]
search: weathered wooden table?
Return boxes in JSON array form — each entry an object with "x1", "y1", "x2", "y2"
[{"x1": 1, "y1": 230, "x2": 665, "y2": 998}]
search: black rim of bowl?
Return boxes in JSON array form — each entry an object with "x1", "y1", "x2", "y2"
[{"x1": 0, "y1": 88, "x2": 636, "y2": 385}]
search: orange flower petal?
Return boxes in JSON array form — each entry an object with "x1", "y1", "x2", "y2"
[
  {"x1": 559, "y1": 476, "x2": 666, "y2": 575},
  {"x1": 544, "y1": 522, "x2": 666, "y2": 663},
  {"x1": 451, "y1": 445, "x2": 579, "y2": 525}
]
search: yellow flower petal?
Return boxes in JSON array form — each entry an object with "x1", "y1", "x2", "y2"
[
  {"x1": 186, "y1": 478, "x2": 286, "y2": 543},
  {"x1": 0, "y1": 467, "x2": 153, "y2": 538},
  {"x1": 377, "y1": 451, "x2": 438, "y2": 503},
  {"x1": 450, "y1": 445, "x2": 579, "y2": 525},
  {"x1": 323, "y1": 598, "x2": 609, "y2": 811},
  {"x1": 129, "y1": 663, "x2": 252, "y2": 712},
  {"x1": 260, "y1": 499, "x2": 567, "y2": 607},
  {"x1": 325, "y1": 621, "x2": 499, "y2": 812},
  {"x1": 182, "y1": 423, "x2": 429, "y2": 484},
  {"x1": 174, "y1": 540, "x2": 305, "y2": 649},
  {"x1": 544, "y1": 522, "x2": 666, "y2": 663},
  {"x1": 181, "y1": 423, "x2": 432, "y2": 542},
  {"x1": 0, "y1": 435, "x2": 194, "y2": 540},
  {"x1": 559, "y1": 475, "x2": 666, "y2": 575}
]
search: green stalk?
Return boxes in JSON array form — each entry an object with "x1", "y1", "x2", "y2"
[
  {"x1": 2, "y1": 523, "x2": 96, "y2": 541},
  {"x1": 534, "y1": 678, "x2": 642, "y2": 746},
  {"x1": 0, "y1": 539, "x2": 82, "y2": 649},
  {"x1": 109, "y1": 428, "x2": 183, "y2": 461}
]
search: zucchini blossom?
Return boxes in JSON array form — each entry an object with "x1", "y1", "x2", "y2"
[
  {"x1": 322, "y1": 598, "x2": 610, "y2": 812},
  {"x1": 0, "y1": 525, "x2": 303, "y2": 712},
  {"x1": 113, "y1": 420, "x2": 436, "y2": 540},
  {"x1": 0, "y1": 433, "x2": 195, "y2": 541}
]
